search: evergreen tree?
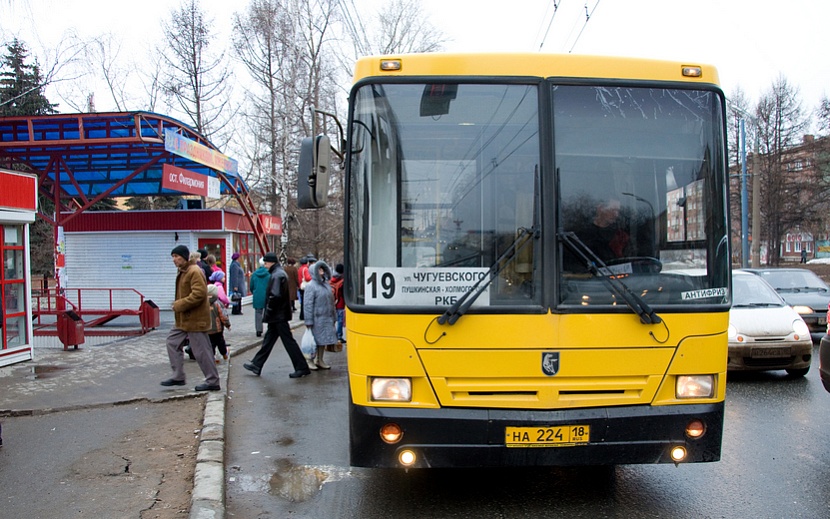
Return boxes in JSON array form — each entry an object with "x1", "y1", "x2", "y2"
[{"x1": 0, "y1": 38, "x2": 57, "y2": 116}]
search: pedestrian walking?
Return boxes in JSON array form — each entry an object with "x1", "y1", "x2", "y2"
[
  {"x1": 229, "y1": 252, "x2": 246, "y2": 315},
  {"x1": 207, "y1": 283, "x2": 231, "y2": 363},
  {"x1": 330, "y1": 263, "x2": 346, "y2": 342},
  {"x1": 303, "y1": 260, "x2": 338, "y2": 370},
  {"x1": 249, "y1": 258, "x2": 270, "y2": 337},
  {"x1": 161, "y1": 246, "x2": 221, "y2": 391},
  {"x1": 243, "y1": 252, "x2": 311, "y2": 378}
]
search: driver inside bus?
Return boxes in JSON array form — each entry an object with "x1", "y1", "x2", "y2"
[{"x1": 580, "y1": 197, "x2": 630, "y2": 263}]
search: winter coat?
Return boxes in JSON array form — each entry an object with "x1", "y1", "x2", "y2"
[
  {"x1": 283, "y1": 264, "x2": 299, "y2": 302},
  {"x1": 212, "y1": 281, "x2": 231, "y2": 306},
  {"x1": 262, "y1": 264, "x2": 293, "y2": 324},
  {"x1": 249, "y1": 266, "x2": 271, "y2": 309},
  {"x1": 208, "y1": 295, "x2": 231, "y2": 334},
  {"x1": 229, "y1": 259, "x2": 247, "y2": 297},
  {"x1": 303, "y1": 261, "x2": 338, "y2": 346},
  {"x1": 173, "y1": 260, "x2": 211, "y2": 332},
  {"x1": 330, "y1": 273, "x2": 345, "y2": 310}
]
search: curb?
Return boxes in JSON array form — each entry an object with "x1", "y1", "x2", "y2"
[{"x1": 188, "y1": 322, "x2": 304, "y2": 519}]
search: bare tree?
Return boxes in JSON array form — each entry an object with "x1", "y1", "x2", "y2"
[
  {"x1": 159, "y1": 0, "x2": 233, "y2": 143},
  {"x1": 233, "y1": 0, "x2": 342, "y2": 260},
  {"x1": 754, "y1": 75, "x2": 816, "y2": 265},
  {"x1": 338, "y1": 0, "x2": 448, "y2": 79}
]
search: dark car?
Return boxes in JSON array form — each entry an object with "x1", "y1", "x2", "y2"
[{"x1": 744, "y1": 268, "x2": 830, "y2": 342}]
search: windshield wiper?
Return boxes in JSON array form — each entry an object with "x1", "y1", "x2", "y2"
[
  {"x1": 438, "y1": 226, "x2": 539, "y2": 325},
  {"x1": 559, "y1": 231, "x2": 662, "y2": 325}
]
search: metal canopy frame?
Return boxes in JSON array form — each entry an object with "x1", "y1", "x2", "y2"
[{"x1": 0, "y1": 111, "x2": 269, "y2": 255}]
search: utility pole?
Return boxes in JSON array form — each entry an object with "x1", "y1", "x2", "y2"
[{"x1": 731, "y1": 101, "x2": 761, "y2": 267}]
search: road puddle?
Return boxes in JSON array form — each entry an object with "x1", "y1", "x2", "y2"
[{"x1": 269, "y1": 459, "x2": 328, "y2": 502}]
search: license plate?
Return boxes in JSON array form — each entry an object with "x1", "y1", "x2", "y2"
[
  {"x1": 818, "y1": 317, "x2": 827, "y2": 325},
  {"x1": 505, "y1": 425, "x2": 590, "y2": 447},
  {"x1": 751, "y1": 347, "x2": 789, "y2": 358}
]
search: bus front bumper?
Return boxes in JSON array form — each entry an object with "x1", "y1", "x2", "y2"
[{"x1": 350, "y1": 402, "x2": 724, "y2": 468}]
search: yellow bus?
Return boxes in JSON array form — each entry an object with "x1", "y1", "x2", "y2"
[{"x1": 299, "y1": 53, "x2": 730, "y2": 468}]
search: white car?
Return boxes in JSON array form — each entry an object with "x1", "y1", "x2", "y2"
[{"x1": 728, "y1": 270, "x2": 812, "y2": 377}]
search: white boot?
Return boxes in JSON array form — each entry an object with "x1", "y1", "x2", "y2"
[
  {"x1": 304, "y1": 352, "x2": 318, "y2": 370},
  {"x1": 315, "y1": 346, "x2": 331, "y2": 369}
]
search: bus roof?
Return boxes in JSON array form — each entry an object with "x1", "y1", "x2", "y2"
[{"x1": 352, "y1": 53, "x2": 720, "y2": 86}]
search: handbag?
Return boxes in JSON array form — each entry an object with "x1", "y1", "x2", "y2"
[
  {"x1": 230, "y1": 291, "x2": 242, "y2": 302},
  {"x1": 326, "y1": 340, "x2": 343, "y2": 353}
]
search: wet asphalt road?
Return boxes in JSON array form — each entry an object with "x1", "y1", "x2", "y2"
[{"x1": 225, "y1": 339, "x2": 830, "y2": 519}]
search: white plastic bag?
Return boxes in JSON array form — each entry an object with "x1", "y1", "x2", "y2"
[{"x1": 301, "y1": 328, "x2": 316, "y2": 359}]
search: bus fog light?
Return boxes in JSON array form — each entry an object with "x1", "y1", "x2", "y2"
[
  {"x1": 685, "y1": 419, "x2": 705, "y2": 439},
  {"x1": 399, "y1": 449, "x2": 417, "y2": 466},
  {"x1": 371, "y1": 378, "x2": 412, "y2": 402},
  {"x1": 380, "y1": 423, "x2": 404, "y2": 444},
  {"x1": 670, "y1": 446, "x2": 687, "y2": 462},
  {"x1": 676, "y1": 375, "x2": 714, "y2": 398}
]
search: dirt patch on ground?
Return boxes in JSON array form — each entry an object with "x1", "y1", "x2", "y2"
[{"x1": 65, "y1": 398, "x2": 204, "y2": 518}]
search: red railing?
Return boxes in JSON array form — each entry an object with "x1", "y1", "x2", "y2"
[{"x1": 32, "y1": 288, "x2": 160, "y2": 340}]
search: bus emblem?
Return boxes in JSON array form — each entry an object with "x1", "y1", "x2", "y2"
[{"x1": 542, "y1": 352, "x2": 560, "y2": 376}]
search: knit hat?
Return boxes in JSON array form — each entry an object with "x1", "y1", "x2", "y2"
[
  {"x1": 171, "y1": 245, "x2": 190, "y2": 259},
  {"x1": 232, "y1": 252, "x2": 240, "y2": 260},
  {"x1": 210, "y1": 270, "x2": 225, "y2": 282},
  {"x1": 197, "y1": 248, "x2": 208, "y2": 259},
  {"x1": 335, "y1": 263, "x2": 344, "y2": 274},
  {"x1": 207, "y1": 284, "x2": 218, "y2": 298},
  {"x1": 263, "y1": 252, "x2": 279, "y2": 264}
]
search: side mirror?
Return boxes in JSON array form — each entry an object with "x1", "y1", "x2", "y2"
[{"x1": 298, "y1": 135, "x2": 331, "y2": 208}]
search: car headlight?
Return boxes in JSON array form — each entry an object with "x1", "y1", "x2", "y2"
[
  {"x1": 793, "y1": 319, "x2": 810, "y2": 337},
  {"x1": 727, "y1": 324, "x2": 737, "y2": 340},
  {"x1": 676, "y1": 375, "x2": 714, "y2": 399},
  {"x1": 371, "y1": 377, "x2": 412, "y2": 402},
  {"x1": 792, "y1": 305, "x2": 813, "y2": 316}
]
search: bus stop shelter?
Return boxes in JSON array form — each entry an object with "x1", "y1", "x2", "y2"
[{"x1": 0, "y1": 111, "x2": 269, "y2": 348}]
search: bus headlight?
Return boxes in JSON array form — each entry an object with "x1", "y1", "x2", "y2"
[
  {"x1": 371, "y1": 377, "x2": 412, "y2": 402},
  {"x1": 676, "y1": 375, "x2": 714, "y2": 399}
]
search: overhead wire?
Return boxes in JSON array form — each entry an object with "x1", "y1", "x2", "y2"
[
  {"x1": 568, "y1": 0, "x2": 601, "y2": 53},
  {"x1": 536, "y1": 1, "x2": 561, "y2": 51}
]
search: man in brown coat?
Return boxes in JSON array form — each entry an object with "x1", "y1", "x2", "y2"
[{"x1": 161, "y1": 245, "x2": 221, "y2": 391}]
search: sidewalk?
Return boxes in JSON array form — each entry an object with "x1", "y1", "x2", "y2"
[{"x1": 0, "y1": 306, "x2": 302, "y2": 519}]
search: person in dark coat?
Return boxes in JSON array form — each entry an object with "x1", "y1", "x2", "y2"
[
  {"x1": 303, "y1": 260, "x2": 338, "y2": 370},
  {"x1": 249, "y1": 258, "x2": 270, "y2": 337},
  {"x1": 283, "y1": 257, "x2": 299, "y2": 311},
  {"x1": 244, "y1": 252, "x2": 311, "y2": 378},
  {"x1": 229, "y1": 252, "x2": 246, "y2": 315},
  {"x1": 196, "y1": 248, "x2": 213, "y2": 280},
  {"x1": 162, "y1": 246, "x2": 221, "y2": 391}
]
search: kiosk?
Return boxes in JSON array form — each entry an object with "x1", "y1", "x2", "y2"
[{"x1": 0, "y1": 169, "x2": 37, "y2": 367}]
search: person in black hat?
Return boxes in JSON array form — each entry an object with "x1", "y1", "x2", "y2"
[
  {"x1": 244, "y1": 252, "x2": 311, "y2": 378},
  {"x1": 161, "y1": 245, "x2": 221, "y2": 391}
]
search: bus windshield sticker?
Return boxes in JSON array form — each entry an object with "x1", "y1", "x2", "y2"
[
  {"x1": 681, "y1": 287, "x2": 728, "y2": 300},
  {"x1": 365, "y1": 267, "x2": 490, "y2": 307}
]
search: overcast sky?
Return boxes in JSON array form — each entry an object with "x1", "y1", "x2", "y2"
[{"x1": 2, "y1": 0, "x2": 828, "y2": 118}]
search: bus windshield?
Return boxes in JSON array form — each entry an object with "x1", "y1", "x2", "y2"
[{"x1": 347, "y1": 80, "x2": 729, "y2": 313}]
